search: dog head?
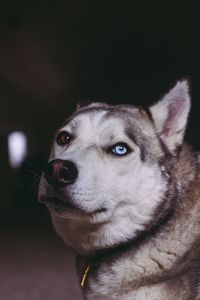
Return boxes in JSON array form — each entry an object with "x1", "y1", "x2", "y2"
[{"x1": 38, "y1": 80, "x2": 191, "y2": 253}]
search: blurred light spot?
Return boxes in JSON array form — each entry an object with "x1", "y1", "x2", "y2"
[{"x1": 8, "y1": 132, "x2": 28, "y2": 168}]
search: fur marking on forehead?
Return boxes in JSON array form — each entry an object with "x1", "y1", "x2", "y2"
[
  {"x1": 72, "y1": 108, "x2": 161, "y2": 162},
  {"x1": 63, "y1": 105, "x2": 156, "y2": 146},
  {"x1": 62, "y1": 110, "x2": 108, "y2": 136},
  {"x1": 73, "y1": 109, "x2": 140, "y2": 136},
  {"x1": 62, "y1": 103, "x2": 154, "y2": 135},
  {"x1": 73, "y1": 103, "x2": 140, "y2": 118}
]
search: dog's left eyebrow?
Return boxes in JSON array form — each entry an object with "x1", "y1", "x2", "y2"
[
  {"x1": 125, "y1": 124, "x2": 150, "y2": 162},
  {"x1": 124, "y1": 126, "x2": 138, "y2": 146},
  {"x1": 54, "y1": 118, "x2": 75, "y2": 141}
]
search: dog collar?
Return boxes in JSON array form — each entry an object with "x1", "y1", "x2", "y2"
[{"x1": 80, "y1": 263, "x2": 91, "y2": 288}]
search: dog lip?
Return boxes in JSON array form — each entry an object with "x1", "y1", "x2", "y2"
[
  {"x1": 40, "y1": 195, "x2": 107, "y2": 216},
  {"x1": 89, "y1": 207, "x2": 107, "y2": 215},
  {"x1": 41, "y1": 196, "x2": 76, "y2": 210}
]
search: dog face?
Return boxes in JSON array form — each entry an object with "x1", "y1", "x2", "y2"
[{"x1": 38, "y1": 80, "x2": 190, "y2": 253}]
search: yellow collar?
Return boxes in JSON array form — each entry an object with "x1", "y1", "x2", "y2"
[{"x1": 80, "y1": 263, "x2": 91, "y2": 288}]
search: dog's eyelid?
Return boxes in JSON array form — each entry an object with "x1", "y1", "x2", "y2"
[
  {"x1": 107, "y1": 142, "x2": 133, "y2": 156},
  {"x1": 113, "y1": 141, "x2": 133, "y2": 149}
]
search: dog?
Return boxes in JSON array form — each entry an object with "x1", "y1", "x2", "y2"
[{"x1": 38, "y1": 79, "x2": 200, "y2": 299}]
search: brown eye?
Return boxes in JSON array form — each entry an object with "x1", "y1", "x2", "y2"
[{"x1": 56, "y1": 131, "x2": 72, "y2": 145}]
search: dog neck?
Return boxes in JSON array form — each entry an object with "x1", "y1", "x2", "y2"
[{"x1": 78, "y1": 206, "x2": 174, "y2": 289}]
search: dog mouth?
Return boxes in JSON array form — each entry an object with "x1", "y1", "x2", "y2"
[
  {"x1": 41, "y1": 196, "x2": 107, "y2": 216},
  {"x1": 45, "y1": 197, "x2": 76, "y2": 212}
]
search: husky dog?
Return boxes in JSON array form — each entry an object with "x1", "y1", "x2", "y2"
[{"x1": 38, "y1": 80, "x2": 200, "y2": 299}]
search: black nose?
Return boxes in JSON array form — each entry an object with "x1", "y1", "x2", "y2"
[{"x1": 44, "y1": 159, "x2": 78, "y2": 187}]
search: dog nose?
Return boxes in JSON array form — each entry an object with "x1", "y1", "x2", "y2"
[{"x1": 44, "y1": 159, "x2": 78, "y2": 187}]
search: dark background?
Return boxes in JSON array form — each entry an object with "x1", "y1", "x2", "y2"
[{"x1": 0, "y1": 1, "x2": 200, "y2": 299}]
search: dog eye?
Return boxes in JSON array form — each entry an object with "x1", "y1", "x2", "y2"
[
  {"x1": 111, "y1": 143, "x2": 131, "y2": 156},
  {"x1": 56, "y1": 131, "x2": 72, "y2": 146}
]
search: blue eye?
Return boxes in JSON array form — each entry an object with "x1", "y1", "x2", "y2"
[{"x1": 111, "y1": 143, "x2": 131, "y2": 156}]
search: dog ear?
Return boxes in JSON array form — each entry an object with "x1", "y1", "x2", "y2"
[{"x1": 150, "y1": 79, "x2": 191, "y2": 153}]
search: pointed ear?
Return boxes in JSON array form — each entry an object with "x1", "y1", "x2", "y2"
[{"x1": 149, "y1": 79, "x2": 191, "y2": 153}]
